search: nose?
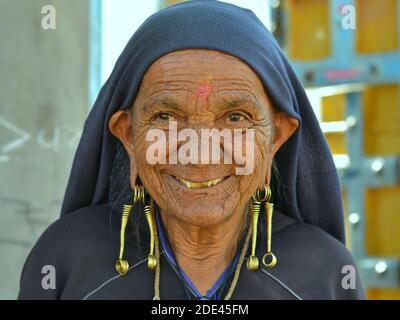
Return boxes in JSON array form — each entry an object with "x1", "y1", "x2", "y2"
[{"x1": 174, "y1": 124, "x2": 234, "y2": 166}]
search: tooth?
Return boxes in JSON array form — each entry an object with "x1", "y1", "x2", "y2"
[
  {"x1": 212, "y1": 178, "x2": 220, "y2": 186},
  {"x1": 174, "y1": 176, "x2": 224, "y2": 188}
]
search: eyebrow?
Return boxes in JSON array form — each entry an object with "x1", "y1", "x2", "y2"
[
  {"x1": 143, "y1": 95, "x2": 183, "y2": 112},
  {"x1": 216, "y1": 93, "x2": 263, "y2": 113}
]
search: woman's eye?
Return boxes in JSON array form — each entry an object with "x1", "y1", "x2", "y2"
[
  {"x1": 156, "y1": 112, "x2": 173, "y2": 121},
  {"x1": 228, "y1": 113, "x2": 245, "y2": 122}
]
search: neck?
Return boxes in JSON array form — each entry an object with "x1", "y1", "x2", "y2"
[{"x1": 159, "y1": 207, "x2": 248, "y2": 296}]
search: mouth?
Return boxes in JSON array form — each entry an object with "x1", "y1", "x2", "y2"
[{"x1": 173, "y1": 176, "x2": 225, "y2": 189}]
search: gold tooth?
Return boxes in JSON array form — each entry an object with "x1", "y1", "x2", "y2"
[{"x1": 176, "y1": 177, "x2": 223, "y2": 188}]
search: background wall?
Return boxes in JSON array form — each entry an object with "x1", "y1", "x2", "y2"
[{"x1": 0, "y1": 0, "x2": 90, "y2": 299}]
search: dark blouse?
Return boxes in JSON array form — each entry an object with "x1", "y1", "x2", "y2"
[
  {"x1": 155, "y1": 209, "x2": 247, "y2": 300},
  {"x1": 18, "y1": 204, "x2": 364, "y2": 300}
]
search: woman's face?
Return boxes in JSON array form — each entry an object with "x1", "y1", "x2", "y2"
[{"x1": 110, "y1": 49, "x2": 297, "y2": 227}]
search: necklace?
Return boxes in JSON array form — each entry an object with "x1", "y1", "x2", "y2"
[{"x1": 151, "y1": 215, "x2": 252, "y2": 300}]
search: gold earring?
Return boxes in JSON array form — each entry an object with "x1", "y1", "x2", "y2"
[
  {"x1": 115, "y1": 185, "x2": 144, "y2": 275},
  {"x1": 262, "y1": 186, "x2": 277, "y2": 268},
  {"x1": 133, "y1": 184, "x2": 145, "y2": 203},
  {"x1": 144, "y1": 198, "x2": 157, "y2": 270},
  {"x1": 247, "y1": 187, "x2": 269, "y2": 271}
]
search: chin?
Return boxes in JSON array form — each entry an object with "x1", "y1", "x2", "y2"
[{"x1": 171, "y1": 203, "x2": 233, "y2": 227}]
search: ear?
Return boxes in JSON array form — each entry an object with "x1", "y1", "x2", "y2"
[
  {"x1": 263, "y1": 112, "x2": 299, "y2": 186},
  {"x1": 109, "y1": 110, "x2": 138, "y2": 188}
]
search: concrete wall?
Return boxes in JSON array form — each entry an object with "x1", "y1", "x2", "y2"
[{"x1": 0, "y1": 0, "x2": 90, "y2": 299}]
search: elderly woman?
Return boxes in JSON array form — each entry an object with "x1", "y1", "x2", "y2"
[{"x1": 18, "y1": 1, "x2": 363, "y2": 300}]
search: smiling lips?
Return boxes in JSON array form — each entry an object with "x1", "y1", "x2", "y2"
[{"x1": 173, "y1": 176, "x2": 225, "y2": 189}]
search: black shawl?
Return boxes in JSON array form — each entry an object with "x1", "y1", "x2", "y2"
[{"x1": 61, "y1": 0, "x2": 345, "y2": 243}]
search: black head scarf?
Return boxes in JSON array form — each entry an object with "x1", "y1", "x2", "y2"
[{"x1": 61, "y1": 0, "x2": 345, "y2": 243}]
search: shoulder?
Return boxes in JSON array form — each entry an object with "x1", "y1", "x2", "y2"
[
  {"x1": 18, "y1": 204, "x2": 118, "y2": 299},
  {"x1": 26, "y1": 204, "x2": 114, "y2": 262},
  {"x1": 45, "y1": 204, "x2": 113, "y2": 242},
  {"x1": 269, "y1": 218, "x2": 365, "y2": 299},
  {"x1": 271, "y1": 211, "x2": 356, "y2": 268},
  {"x1": 279, "y1": 221, "x2": 353, "y2": 263}
]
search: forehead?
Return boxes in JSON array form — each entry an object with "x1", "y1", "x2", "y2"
[{"x1": 140, "y1": 49, "x2": 265, "y2": 91}]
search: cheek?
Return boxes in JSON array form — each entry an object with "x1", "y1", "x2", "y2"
[
  {"x1": 237, "y1": 132, "x2": 269, "y2": 192},
  {"x1": 131, "y1": 127, "x2": 165, "y2": 193},
  {"x1": 135, "y1": 161, "x2": 168, "y2": 209}
]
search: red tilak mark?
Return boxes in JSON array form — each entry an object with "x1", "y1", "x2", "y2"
[{"x1": 196, "y1": 84, "x2": 213, "y2": 99}]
